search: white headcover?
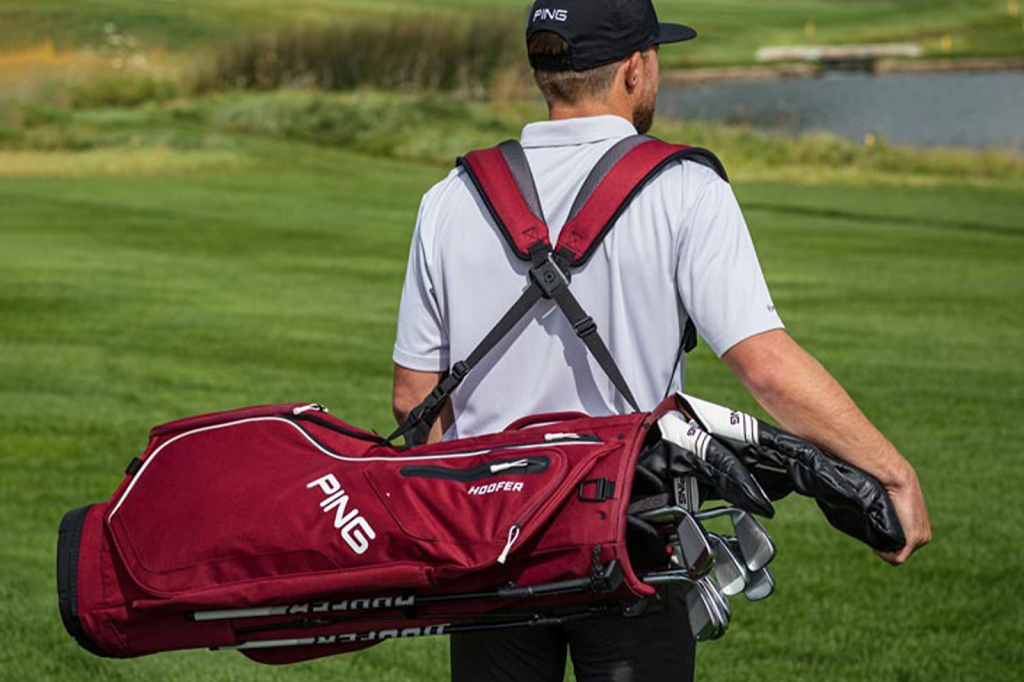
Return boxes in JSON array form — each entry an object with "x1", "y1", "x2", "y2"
[
  {"x1": 655, "y1": 411, "x2": 705, "y2": 511},
  {"x1": 656, "y1": 411, "x2": 712, "y2": 460},
  {"x1": 676, "y1": 394, "x2": 760, "y2": 445}
]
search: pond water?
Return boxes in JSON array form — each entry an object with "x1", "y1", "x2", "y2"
[{"x1": 658, "y1": 71, "x2": 1024, "y2": 150}]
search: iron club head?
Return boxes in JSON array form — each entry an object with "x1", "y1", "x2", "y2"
[
  {"x1": 708, "y1": 533, "x2": 749, "y2": 597},
  {"x1": 685, "y1": 581, "x2": 721, "y2": 641},
  {"x1": 695, "y1": 507, "x2": 776, "y2": 572},
  {"x1": 743, "y1": 566, "x2": 776, "y2": 602},
  {"x1": 675, "y1": 513, "x2": 715, "y2": 579},
  {"x1": 697, "y1": 577, "x2": 730, "y2": 639}
]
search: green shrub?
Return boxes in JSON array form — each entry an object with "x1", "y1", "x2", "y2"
[
  {"x1": 201, "y1": 16, "x2": 522, "y2": 94},
  {"x1": 71, "y1": 76, "x2": 184, "y2": 109},
  {"x1": 205, "y1": 90, "x2": 518, "y2": 161}
]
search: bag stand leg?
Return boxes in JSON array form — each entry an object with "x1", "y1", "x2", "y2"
[
  {"x1": 194, "y1": 561, "x2": 624, "y2": 625},
  {"x1": 216, "y1": 608, "x2": 612, "y2": 652}
]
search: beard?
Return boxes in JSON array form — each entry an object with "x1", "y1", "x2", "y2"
[{"x1": 632, "y1": 83, "x2": 658, "y2": 134}]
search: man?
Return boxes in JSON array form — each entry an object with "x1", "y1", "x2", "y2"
[{"x1": 392, "y1": 0, "x2": 931, "y2": 679}]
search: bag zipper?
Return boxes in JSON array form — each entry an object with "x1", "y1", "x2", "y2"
[
  {"x1": 495, "y1": 439, "x2": 622, "y2": 565},
  {"x1": 496, "y1": 449, "x2": 590, "y2": 565},
  {"x1": 292, "y1": 403, "x2": 327, "y2": 415},
  {"x1": 400, "y1": 456, "x2": 550, "y2": 482},
  {"x1": 405, "y1": 433, "x2": 601, "y2": 459},
  {"x1": 497, "y1": 525, "x2": 522, "y2": 564}
]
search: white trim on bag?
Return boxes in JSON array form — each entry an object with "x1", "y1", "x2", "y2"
[{"x1": 108, "y1": 417, "x2": 596, "y2": 519}]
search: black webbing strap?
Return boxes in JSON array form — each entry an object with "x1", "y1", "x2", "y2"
[
  {"x1": 662, "y1": 318, "x2": 698, "y2": 399},
  {"x1": 388, "y1": 248, "x2": 641, "y2": 444},
  {"x1": 387, "y1": 282, "x2": 545, "y2": 444},
  {"x1": 544, "y1": 257, "x2": 641, "y2": 414}
]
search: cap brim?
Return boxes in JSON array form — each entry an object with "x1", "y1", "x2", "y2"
[{"x1": 656, "y1": 23, "x2": 698, "y2": 45}]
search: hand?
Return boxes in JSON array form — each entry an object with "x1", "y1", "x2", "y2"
[{"x1": 876, "y1": 464, "x2": 931, "y2": 566}]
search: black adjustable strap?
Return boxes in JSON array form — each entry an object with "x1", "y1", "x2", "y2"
[
  {"x1": 526, "y1": 245, "x2": 639, "y2": 413},
  {"x1": 388, "y1": 247, "x2": 642, "y2": 443},
  {"x1": 544, "y1": 261, "x2": 641, "y2": 414},
  {"x1": 387, "y1": 282, "x2": 545, "y2": 444},
  {"x1": 662, "y1": 318, "x2": 698, "y2": 399}
]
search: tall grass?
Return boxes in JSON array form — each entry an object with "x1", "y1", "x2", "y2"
[
  {"x1": 201, "y1": 16, "x2": 525, "y2": 95},
  {"x1": 6, "y1": 90, "x2": 1023, "y2": 186}
]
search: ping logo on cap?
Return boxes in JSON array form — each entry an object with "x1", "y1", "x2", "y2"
[{"x1": 533, "y1": 8, "x2": 569, "y2": 22}]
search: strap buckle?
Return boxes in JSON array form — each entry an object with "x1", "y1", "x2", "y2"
[
  {"x1": 529, "y1": 253, "x2": 570, "y2": 299},
  {"x1": 387, "y1": 360, "x2": 470, "y2": 445},
  {"x1": 573, "y1": 316, "x2": 597, "y2": 338},
  {"x1": 579, "y1": 478, "x2": 616, "y2": 502}
]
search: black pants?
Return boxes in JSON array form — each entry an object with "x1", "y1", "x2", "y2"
[{"x1": 450, "y1": 593, "x2": 695, "y2": 682}]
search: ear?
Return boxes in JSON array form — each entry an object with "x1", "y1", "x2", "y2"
[{"x1": 624, "y1": 52, "x2": 644, "y2": 94}]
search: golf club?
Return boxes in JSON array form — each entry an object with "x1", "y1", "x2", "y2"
[
  {"x1": 695, "y1": 507, "x2": 775, "y2": 572},
  {"x1": 743, "y1": 566, "x2": 776, "y2": 602},
  {"x1": 696, "y1": 578, "x2": 729, "y2": 639},
  {"x1": 685, "y1": 580, "x2": 723, "y2": 641},
  {"x1": 707, "y1": 533, "x2": 749, "y2": 597},
  {"x1": 637, "y1": 505, "x2": 714, "y2": 578},
  {"x1": 641, "y1": 569, "x2": 694, "y2": 587}
]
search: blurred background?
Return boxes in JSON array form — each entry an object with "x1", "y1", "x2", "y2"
[{"x1": 1, "y1": 1, "x2": 1022, "y2": 681}]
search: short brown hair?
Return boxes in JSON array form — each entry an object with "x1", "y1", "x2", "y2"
[{"x1": 527, "y1": 32, "x2": 621, "y2": 105}]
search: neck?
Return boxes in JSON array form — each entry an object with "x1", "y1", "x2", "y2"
[{"x1": 548, "y1": 101, "x2": 633, "y2": 124}]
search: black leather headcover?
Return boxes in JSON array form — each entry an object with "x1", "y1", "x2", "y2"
[
  {"x1": 638, "y1": 440, "x2": 774, "y2": 518},
  {"x1": 726, "y1": 424, "x2": 906, "y2": 553}
]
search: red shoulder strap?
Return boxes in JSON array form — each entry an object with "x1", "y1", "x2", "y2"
[
  {"x1": 456, "y1": 138, "x2": 727, "y2": 267},
  {"x1": 556, "y1": 139, "x2": 727, "y2": 267},
  {"x1": 457, "y1": 142, "x2": 550, "y2": 261}
]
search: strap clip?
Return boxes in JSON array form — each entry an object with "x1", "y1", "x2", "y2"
[
  {"x1": 579, "y1": 478, "x2": 616, "y2": 502},
  {"x1": 530, "y1": 253, "x2": 570, "y2": 299}
]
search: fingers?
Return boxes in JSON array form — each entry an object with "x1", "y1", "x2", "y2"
[
  {"x1": 875, "y1": 513, "x2": 931, "y2": 566},
  {"x1": 880, "y1": 474, "x2": 932, "y2": 565},
  {"x1": 876, "y1": 533, "x2": 929, "y2": 566}
]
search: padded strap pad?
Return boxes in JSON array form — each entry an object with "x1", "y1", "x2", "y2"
[
  {"x1": 457, "y1": 142, "x2": 550, "y2": 260},
  {"x1": 557, "y1": 140, "x2": 728, "y2": 267}
]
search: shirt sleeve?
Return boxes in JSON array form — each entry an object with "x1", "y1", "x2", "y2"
[
  {"x1": 392, "y1": 194, "x2": 450, "y2": 372},
  {"x1": 676, "y1": 167, "x2": 784, "y2": 357}
]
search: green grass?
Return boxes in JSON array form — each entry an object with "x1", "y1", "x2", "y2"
[
  {"x1": 1, "y1": 114, "x2": 1024, "y2": 682},
  {"x1": 1, "y1": 0, "x2": 1023, "y2": 66}
]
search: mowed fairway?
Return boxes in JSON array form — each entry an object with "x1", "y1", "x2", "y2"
[{"x1": 1, "y1": 137, "x2": 1023, "y2": 682}]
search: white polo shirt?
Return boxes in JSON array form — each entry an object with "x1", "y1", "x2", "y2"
[{"x1": 394, "y1": 115, "x2": 783, "y2": 440}]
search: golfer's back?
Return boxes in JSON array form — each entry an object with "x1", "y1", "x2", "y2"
[{"x1": 394, "y1": 115, "x2": 782, "y2": 439}]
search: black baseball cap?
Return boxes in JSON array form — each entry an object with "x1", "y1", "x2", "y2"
[{"x1": 527, "y1": 0, "x2": 697, "y2": 72}]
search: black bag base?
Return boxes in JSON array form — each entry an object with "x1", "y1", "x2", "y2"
[{"x1": 58, "y1": 505, "x2": 112, "y2": 658}]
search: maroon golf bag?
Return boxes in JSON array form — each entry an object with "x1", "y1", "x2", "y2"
[
  {"x1": 58, "y1": 136, "x2": 733, "y2": 665},
  {"x1": 58, "y1": 401, "x2": 691, "y2": 664}
]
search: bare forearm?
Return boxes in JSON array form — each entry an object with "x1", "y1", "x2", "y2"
[{"x1": 724, "y1": 330, "x2": 910, "y2": 487}]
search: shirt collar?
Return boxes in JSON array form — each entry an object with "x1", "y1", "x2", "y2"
[{"x1": 520, "y1": 115, "x2": 639, "y2": 149}]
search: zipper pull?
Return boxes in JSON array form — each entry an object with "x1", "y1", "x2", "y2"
[
  {"x1": 293, "y1": 403, "x2": 327, "y2": 415},
  {"x1": 497, "y1": 524, "x2": 521, "y2": 565},
  {"x1": 490, "y1": 459, "x2": 530, "y2": 474},
  {"x1": 544, "y1": 433, "x2": 580, "y2": 442}
]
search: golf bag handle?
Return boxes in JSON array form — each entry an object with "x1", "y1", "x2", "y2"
[{"x1": 504, "y1": 412, "x2": 590, "y2": 432}]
